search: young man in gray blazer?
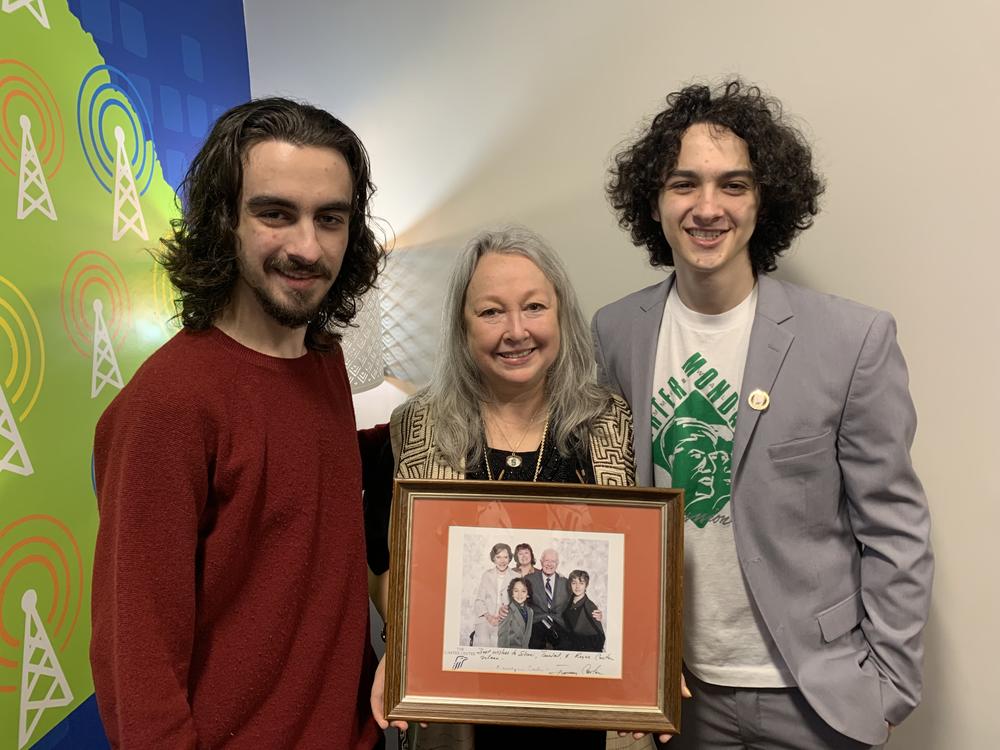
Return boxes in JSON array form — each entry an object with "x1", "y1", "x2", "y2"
[{"x1": 592, "y1": 79, "x2": 932, "y2": 749}]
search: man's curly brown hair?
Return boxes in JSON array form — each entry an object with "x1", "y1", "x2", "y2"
[
  {"x1": 158, "y1": 97, "x2": 384, "y2": 350},
  {"x1": 607, "y1": 79, "x2": 824, "y2": 273}
]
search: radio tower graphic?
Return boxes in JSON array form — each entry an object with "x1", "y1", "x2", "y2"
[
  {"x1": 151, "y1": 261, "x2": 181, "y2": 334},
  {"x1": 0, "y1": 385, "x2": 31, "y2": 477},
  {"x1": 90, "y1": 298, "x2": 123, "y2": 397},
  {"x1": 61, "y1": 251, "x2": 132, "y2": 399},
  {"x1": 0, "y1": 275, "x2": 44, "y2": 477},
  {"x1": 76, "y1": 65, "x2": 154, "y2": 242},
  {"x1": 16, "y1": 115, "x2": 56, "y2": 220},
  {"x1": 111, "y1": 125, "x2": 146, "y2": 240},
  {"x1": 1, "y1": 515, "x2": 84, "y2": 748},
  {"x1": 18, "y1": 590, "x2": 72, "y2": 749},
  {"x1": 1, "y1": 0, "x2": 50, "y2": 29},
  {"x1": 0, "y1": 59, "x2": 64, "y2": 220}
]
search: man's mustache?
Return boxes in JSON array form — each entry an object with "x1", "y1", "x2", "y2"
[{"x1": 266, "y1": 256, "x2": 333, "y2": 280}]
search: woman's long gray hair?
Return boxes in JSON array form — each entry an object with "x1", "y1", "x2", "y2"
[{"x1": 423, "y1": 225, "x2": 612, "y2": 471}]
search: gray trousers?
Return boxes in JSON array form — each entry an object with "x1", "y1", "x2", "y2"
[{"x1": 656, "y1": 670, "x2": 885, "y2": 750}]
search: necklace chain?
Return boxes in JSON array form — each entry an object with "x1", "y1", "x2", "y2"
[
  {"x1": 484, "y1": 412, "x2": 549, "y2": 482},
  {"x1": 486, "y1": 404, "x2": 544, "y2": 469}
]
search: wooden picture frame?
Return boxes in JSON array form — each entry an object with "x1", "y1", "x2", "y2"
[{"x1": 383, "y1": 478, "x2": 684, "y2": 734}]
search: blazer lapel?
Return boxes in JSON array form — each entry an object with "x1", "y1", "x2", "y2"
[
  {"x1": 630, "y1": 276, "x2": 673, "y2": 486},
  {"x1": 732, "y1": 275, "x2": 794, "y2": 477}
]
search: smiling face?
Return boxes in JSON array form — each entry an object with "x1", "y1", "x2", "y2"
[
  {"x1": 570, "y1": 577, "x2": 587, "y2": 597},
  {"x1": 493, "y1": 549, "x2": 510, "y2": 571},
  {"x1": 463, "y1": 252, "x2": 560, "y2": 399},
  {"x1": 230, "y1": 140, "x2": 353, "y2": 333},
  {"x1": 516, "y1": 547, "x2": 533, "y2": 566},
  {"x1": 511, "y1": 581, "x2": 529, "y2": 604},
  {"x1": 654, "y1": 123, "x2": 759, "y2": 301},
  {"x1": 540, "y1": 550, "x2": 558, "y2": 576}
]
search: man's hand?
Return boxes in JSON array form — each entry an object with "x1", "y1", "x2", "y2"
[
  {"x1": 619, "y1": 673, "x2": 692, "y2": 743},
  {"x1": 593, "y1": 609, "x2": 603, "y2": 622}
]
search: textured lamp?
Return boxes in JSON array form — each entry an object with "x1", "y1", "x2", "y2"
[
  {"x1": 339, "y1": 287, "x2": 385, "y2": 394},
  {"x1": 379, "y1": 244, "x2": 456, "y2": 388}
]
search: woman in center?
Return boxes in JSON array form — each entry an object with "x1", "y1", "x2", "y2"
[{"x1": 391, "y1": 226, "x2": 635, "y2": 750}]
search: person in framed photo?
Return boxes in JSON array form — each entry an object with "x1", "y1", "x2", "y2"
[
  {"x1": 498, "y1": 577, "x2": 534, "y2": 649},
  {"x1": 525, "y1": 547, "x2": 572, "y2": 649},
  {"x1": 369, "y1": 225, "x2": 637, "y2": 750},
  {"x1": 564, "y1": 570, "x2": 606, "y2": 653},
  {"x1": 513, "y1": 542, "x2": 541, "y2": 577},
  {"x1": 472, "y1": 543, "x2": 517, "y2": 647}
]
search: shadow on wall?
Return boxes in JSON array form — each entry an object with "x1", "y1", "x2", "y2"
[{"x1": 889, "y1": 603, "x2": 945, "y2": 747}]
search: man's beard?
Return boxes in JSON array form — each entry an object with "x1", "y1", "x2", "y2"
[
  {"x1": 248, "y1": 256, "x2": 334, "y2": 329},
  {"x1": 251, "y1": 285, "x2": 323, "y2": 328}
]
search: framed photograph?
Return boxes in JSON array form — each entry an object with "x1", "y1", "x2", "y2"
[{"x1": 383, "y1": 479, "x2": 684, "y2": 734}]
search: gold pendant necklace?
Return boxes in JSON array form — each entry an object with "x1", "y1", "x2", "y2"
[
  {"x1": 485, "y1": 413, "x2": 549, "y2": 482},
  {"x1": 486, "y1": 404, "x2": 544, "y2": 469}
]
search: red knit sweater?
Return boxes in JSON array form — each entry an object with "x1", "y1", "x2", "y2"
[{"x1": 91, "y1": 328, "x2": 380, "y2": 749}]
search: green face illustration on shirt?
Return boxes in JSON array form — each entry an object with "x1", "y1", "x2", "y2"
[{"x1": 653, "y1": 390, "x2": 734, "y2": 528}]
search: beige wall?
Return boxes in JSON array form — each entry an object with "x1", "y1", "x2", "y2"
[{"x1": 245, "y1": 1, "x2": 999, "y2": 746}]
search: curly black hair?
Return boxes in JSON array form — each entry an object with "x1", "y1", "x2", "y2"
[
  {"x1": 158, "y1": 97, "x2": 385, "y2": 350},
  {"x1": 508, "y1": 576, "x2": 533, "y2": 602},
  {"x1": 607, "y1": 79, "x2": 823, "y2": 273}
]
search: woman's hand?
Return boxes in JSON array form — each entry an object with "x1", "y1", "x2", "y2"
[
  {"x1": 371, "y1": 655, "x2": 408, "y2": 731},
  {"x1": 618, "y1": 673, "x2": 691, "y2": 743},
  {"x1": 371, "y1": 655, "x2": 428, "y2": 732}
]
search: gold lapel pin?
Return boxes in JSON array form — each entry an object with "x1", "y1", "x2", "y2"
[{"x1": 747, "y1": 389, "x2": 770, "y2": 411}]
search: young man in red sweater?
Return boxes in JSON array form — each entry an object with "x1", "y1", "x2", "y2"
[{"x1": 91, "y1": 98, "x2": 385, "y2": 749}]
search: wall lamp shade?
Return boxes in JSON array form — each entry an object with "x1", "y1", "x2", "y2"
[{"x1": 339, "y1": 287, "x2": 385, "y2": 394}]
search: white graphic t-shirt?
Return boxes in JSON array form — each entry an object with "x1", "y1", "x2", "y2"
[{"x1": 652, "y1": 284, "x2": 794, "y2": 687}]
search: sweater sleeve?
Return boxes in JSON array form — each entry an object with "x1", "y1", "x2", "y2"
[{"x1": 91, "y1": 379, "x2": 209, "y2": 749}]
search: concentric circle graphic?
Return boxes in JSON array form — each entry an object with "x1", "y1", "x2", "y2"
[
  {"x1": 0, "y1": 58, "x2": 64, "y2": 179},
  {"x1": 60, "y1": 250, "x2": 132, "y2": 358},
  {"x1": 151, "y1": 261, "x2": 180, "y2": 330},
  {"x1": 0, "y1": 275, "x2": 45, "y2": 422},
  {"x1": 76, "y1": 64, "x2": 153, "y2": 195},
  {"x1": 0, "y1": 515, "x2": 83, "y2": 684}
]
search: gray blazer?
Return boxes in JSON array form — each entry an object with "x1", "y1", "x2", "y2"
[
  {"x1": 591, "y1": 273, "x2": 933, "y2": 745},
  {"x1": 498, "y1": 602, "x2": 534, "y2": 649},
  {"x1": 525, "y1": 570, "x2": 571, "y2": 629}
]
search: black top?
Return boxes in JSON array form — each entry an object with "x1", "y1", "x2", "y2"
[
  {"x1": 466, "y1": 442, "x2": 594, "y2": 484},
  {"x1": 360, "y1": 426, "x2": 395, "y2": 575},
  {"x1": 361, "y1": 427, "x2": 593, "y2": 575}
]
